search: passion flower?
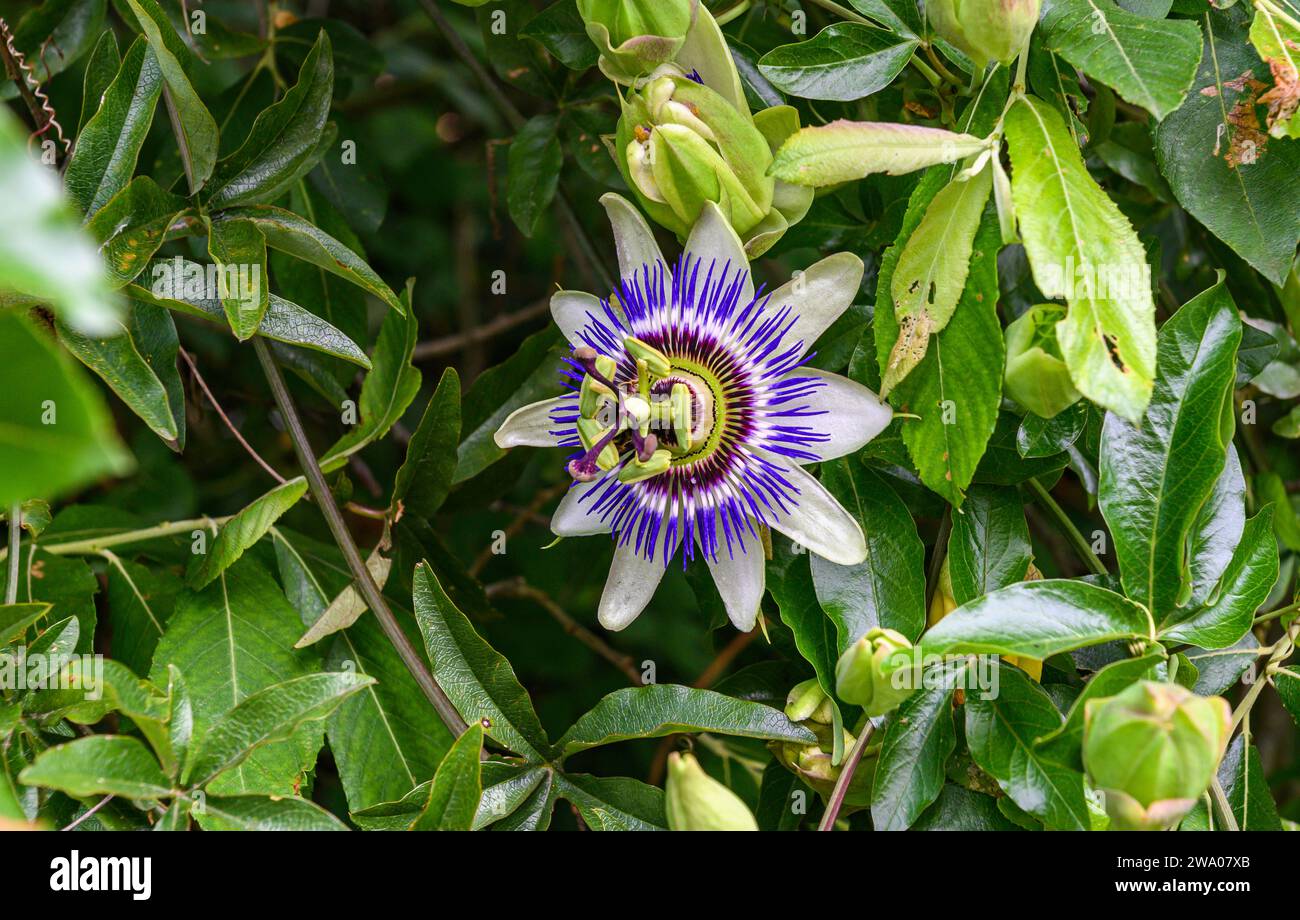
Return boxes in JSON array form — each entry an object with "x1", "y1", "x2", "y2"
[{"x1": 494, "y1": 194, "x2": 891, "y2": 631}]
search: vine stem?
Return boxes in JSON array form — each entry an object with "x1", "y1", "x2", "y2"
[
  {"x1": 1229, "y1": 618, "x2": 1300, "y2": 735},
  {"x1": 6, "y1": 501, "x2": 20, "y2": 605},
  {"x1": 1209, "y1": 776, "x2": 1239, "y2": 832},
  {"x1": 817, "y1": 720, "x2": 875, "y2": 831},
  {"x1": 253, "y1": 338, "x2": 467, "y2": 737},
  {"x1": 1025, "y1": 478, "x2": 1107, "y2": 576}
]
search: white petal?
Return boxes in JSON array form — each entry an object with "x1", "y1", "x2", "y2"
[
  {"x1": 551, "y1": 290, "x2": 604, "y2": 346},
  {"x1": 598, "y1": 527, "x2": 683, "y2": 631},
  {"x1": 758, "y1": 451, "x2": 866, "y2": 565},
  {"x1": 776, "y1": 368, "x2": 892, "y2": 464},
  {"x1": 705, "y1": 542, "x2": 765, "y2": 631},
  {"x1": 601, "y1": 193, "x2": 671, "y2": 288},
  {"x1": 494, "y1": 397, "x2": 570, "y2": 449},
  {"x1": 768, "y1": 253, "x2": 864, "y2": 357},
  {"x1": 683, "y1": 201, "x2": 754, "y2": 304},
  {"x1": 551, "y1": 477, "x2": 614, "y2": 537}
]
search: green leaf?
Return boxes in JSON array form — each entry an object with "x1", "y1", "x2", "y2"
[
  {"x1": 875, "y1": 171, "x2": 1004, "y2": 506},
  {"x1": 811, "y1": 459, "x2": 927, "y2": 646},
  {"x1": 1153, "y1": 12, "x2": 1300, "y2": 284},
  {"x1": 871, "y1": 678, "x2": 958, "y2": 831},
  {"x1": 846, "y1": 0, "x2": 923, "y2": 36},
  {"x1": 322, "y1": 300, "x2": 421, "y2": 472},
  {"x1": 1005, "y1": 95, "x2": 1156, "y2": 423},
  {"x1": 207, "y1": 217, "x2": 269, "y2": 340},
  {"x1": 1034, "y1": 653, "x2": 1162, "y2": 769},
  {"x1": 555, "y1": 773, "x2": 667, "y2": 831},
  {"x1": 771, "y1": 122, "x2": 986, "y2": 187},
  {"x1": 394, "y1": 369, "x2": 461, "y2": 519},
  {"x1": 1217, "y1": 735, "x2": 1282, "y2": 830},
  {"x1": 63, "y1": 37, "x2": 162, "y2": 217},
  {"x1": 965, "y1": 665, "x2": 1089, "y2": 830},
  {"x1": 555, "y1": 685, "x2": 814, "y2": 758},
  {"x1": 1099, "y1": 277, "x2": 1241, "y2": 619},
  {"x1": 947, "y1": 485, "x2": 1032, "y2": 604},
  {"x1": 768, "y1": 547, "x2": 839, "y2": 701},
  {"x1": 60, "y1": 657, "x2": 175, "y2": 773},
  {"x1": 150, "y1": 558, "x2": 324, "y2": 797},
  {"x1": 19, "y1": 735, "x2": 171, "y2": 799},
  {"x1": 1159, "y1": 509, "x2": 1278, "y2": 648},
  {"x1": 1276, "y1": 667, "x2": 1300, "y2": 726},
  {"x1": 56, "y1": 305, "x2": 180, "y2": 446},
  {"x1": 0, "y1": 312, "x2": 132, "y2": 507},
  {"x1": 520, "y1": 0, "x2": 597, "y2": 70},
  {"x1": 3, "y1": 0, "x2": 107, "y2": 89},
  {"x1": 882, "y1": 166, "x2": 992, "y2": 394},
  {"x1": 1040, "y1": 0, "x2": 1202, "y2": 120},
  {"x1": 221, "y1": 205, "x2": 404, "y2": 314},
  {"x1": 187, "y1": 479, "x2": 308, "y2": 589},
  {"x1": 78, "y1": 30, "x2": 121, "y2": 134},
  {"x1": 412, "y1": 561, "x2": 551, "y2": 761},
  {"x1": 186, "y1": 671, "x2": 374, "y2": 787},
  {"x1": 270, "y1": 528, "x2": 451, "y2": 812},
  {"x1": 911, "y1": 784, "x2": 1021, "y2": 830},
  {"x1": 125, "y1": 0, "x2": 219, "y2": 194},
  {"x1": 206, "y1": 31, "x2": 334, "y2": 208},
  {"x1": 128, "y1": 257, "x2": 370, "y2": 366},
  {"x1": 199, "y1": 794, "x2": 347, "y2": 830},
  {"x1": 410, "y1": 723, "x2": 483, "y2": 830},
  {"x1": 0, "y1": 603, "x2": 51, "y2": 646},
  {"x1": 507, "y1": 114, "x2": 563, "y2": 238},
  {"x1": 85, "y1": 177, "x2": 187, "y2": 288},
  {"x1": 455, "y1": 325, "x2": 566, "y2": 483},
  {"x1": 919, "y1": 579, "x2": 1152, "y2": 660},
  {"x1": 1250, "y1": 1, "x2": 1300, "y2": 137},
  {"x1": 757, "y1": 23, "x2": 918, "y2": 102}
]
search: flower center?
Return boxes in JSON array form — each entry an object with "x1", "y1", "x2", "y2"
[{"x1": 565, "y1": 341, "x2": 728, "y2": 484}]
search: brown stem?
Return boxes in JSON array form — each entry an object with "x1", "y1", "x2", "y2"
[
  {"x1": 817, "y1": 720, "x2": 876, "y2": 831},
  {"x1": 181, "y1": 348, "x2": 287, "y2": 484},
  {"x1": 412, "y1": 298, "x2": 550, "y2": 361},
  {"x1": 254, "y1": 338, "x2": 466, "y2": 736},
  {"x1": 486, "y1": 577, "x2": 642, "y2": 685},
  {"x1": 469, "y1": 481, "x2": 569, "y2": 577}
]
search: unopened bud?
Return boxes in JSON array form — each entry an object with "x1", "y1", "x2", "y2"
[
  {"x1": 835, "y1": 628, "x2": 914, "y2": 717},
  {"x1": 1004, "y1": 304, "x2": 1082, "y2": 419},
  {"x1": 1083, "y1": 681, "x2": 1231, "y2": 831},
  {"x1": 927, "y1": 0, "x2": 1042, "y2": 68},
  {"x1": 665, "y1": 751, "x2": 758, "y2": 831}
]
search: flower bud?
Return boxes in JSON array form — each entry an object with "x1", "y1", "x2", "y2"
[
  {"x1": 665, "y1": 751, "x2": 758, "y2": 830},
  {"x1": 577, "y1": 0, "x2": 696, "y2": 83},
  {"x1": 770, "y1": 722, "x2": 879, "y2": 808},
  {"x1": 929, "y1": 556, "x2": 1043, "y2": 681},
  {"x1": 835, "y1": 628, "x2": 914, "y2": 717},
  {"x1": 784, "y1": 677, "x2": 833, "y2": 724},
  {"x1": 1083, "y1": 681, "x2": 1231, "y2": 831},
  {"x1": 1003, "y1": 303, "x2": 1082, "y2": 419},
  {"x1": 927, "y1": 0, "x2": 1042, "y2": 69}
]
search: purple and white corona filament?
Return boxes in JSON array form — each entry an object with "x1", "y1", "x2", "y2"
[{"x1": 495, "y1": 195, "x2": 892, "y2": 631}]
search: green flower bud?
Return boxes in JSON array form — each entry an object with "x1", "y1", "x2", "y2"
[
  {"x1": 835, "y1": 627, "x2": 915, "y2": 717},
  {"x1": 665, "y1": 751, "x2": 758, "y2": 831},
  {"x1": 577, "y1": 0, "x2": 696, "y2": 83},
  {"x1": 770, "y1": 722, "x2": 879, "y2": 808},
  {"x1": 1004, "y1": 303, "x2": 1083, "y2": 419},
  {"x1": 1083, "y1": 681, "x2": 1232, "y2": 831},
  {"x1": 926, "y1": 0, "x2": 1042, "y2": 68},
  {"x1": 784, "y1": 677, "x2": 833, "y2": 724},
  {"x1": 616, "y1": 76, "x2": 814, "y2": 256}
]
